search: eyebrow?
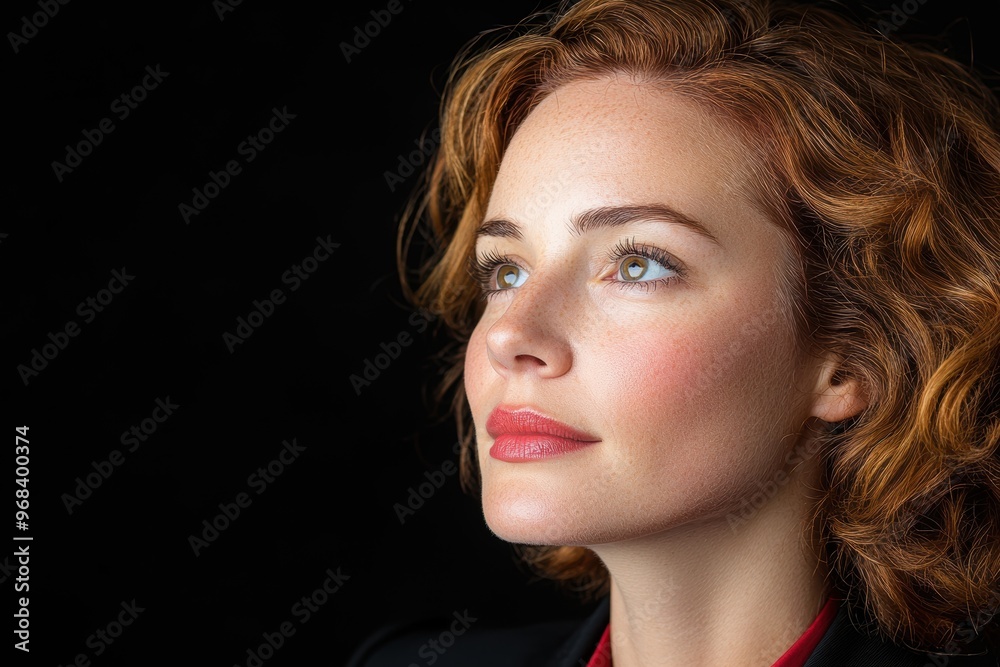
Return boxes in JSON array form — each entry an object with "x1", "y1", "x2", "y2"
[{"x1": 476, "y1": 204, "x2": 722, "y2": 247}]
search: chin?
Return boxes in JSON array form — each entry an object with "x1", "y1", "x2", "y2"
[
  {"x1": 482, "y1": 485, "x2": 578, "y2": 545},
  {"x1": 480, "y1": 483, "x2": 623, "y2": 546}
]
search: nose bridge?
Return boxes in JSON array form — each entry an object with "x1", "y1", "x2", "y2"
[
  {"x1": 498, "y1": 255, "x2": 575, "y2": 331},
  {"x1": 485, "y1": 257, "x2": 576, "y2": 376},
  {"x1": 510, "y1": 263, "x2": 552, "y2": 313}
]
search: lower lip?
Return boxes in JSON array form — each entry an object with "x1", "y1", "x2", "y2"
[{"x1": 489, "y1": 434, "x2": 598, "y2": 461}]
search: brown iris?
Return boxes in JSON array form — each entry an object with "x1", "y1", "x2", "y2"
[
  {"x1": 498, "y1": 265, "x2": 521, "y2": 288},
  {"x1": 620, "y1": 257, "x2": 648, "y2": 281}
]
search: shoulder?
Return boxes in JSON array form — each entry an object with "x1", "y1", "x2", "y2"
[
  {"x1": 345, "y1": 597, "x2": 1000, "y2": 667},
  {"x1": 806, "y1": 603, "x2": 999, "y2": 667},
  {"x1": 344, "y1": 605, "x2": 600, "y2": 667}
]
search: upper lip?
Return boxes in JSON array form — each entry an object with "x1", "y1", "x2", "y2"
[{"x1": 486, "y1": 406, "x2": 601, "y2": 441}]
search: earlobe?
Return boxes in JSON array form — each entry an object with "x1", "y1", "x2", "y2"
[{"x1": 810, "y1": 354, "x2": 869, "y2": 424}]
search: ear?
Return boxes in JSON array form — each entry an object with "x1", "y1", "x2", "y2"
[{"x1": 809, "y1": 352, "x2": 868, "y2": 424}]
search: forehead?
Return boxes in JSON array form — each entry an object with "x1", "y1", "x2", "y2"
[
  {"x1": 486, "y1": 76, "x2": 759, "y2": 248},
  {"x1": 486, "y1": 75, "x2": 757, "y2": 221}
]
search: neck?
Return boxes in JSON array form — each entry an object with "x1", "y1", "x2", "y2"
[{"x1": 590, "y1": 461, "x2": 830, "y2": 667}]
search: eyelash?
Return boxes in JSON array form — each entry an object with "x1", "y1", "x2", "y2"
[
  {"x1": 607, "y1": 238, "x2": 687, "y2": 291},
  {"x1": 469, "y1": 238, "x2": 687, "y2": 300},
  {"x1": 469, "y1": 248, "x2": 514, "y2": 300}
]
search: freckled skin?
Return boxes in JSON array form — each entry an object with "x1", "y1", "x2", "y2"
[
  {"x1": 462, "y1": 75, "x2": 868, "y2": 667},
  {"x1": 465, "y1": 77, "x2": 813, "y2": 544}
]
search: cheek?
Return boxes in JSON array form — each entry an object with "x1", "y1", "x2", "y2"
[
  {"x1": 587, "y1": 304, "x2": 800, "y2": 497},
  {"x1": 610, "y1": 325, "x2": 744, "y2": 415},
  {"x1": 601, "y1": 296, "x2": 796, "y2": 419},
  {"x1": 585, "y1": 325, "x2": 719, "y2": 450},
  {"x1": 462, "y1": 292, "x2": 806, "y2": 542}
]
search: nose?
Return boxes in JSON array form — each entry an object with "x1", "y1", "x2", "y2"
[{"x1": 484, "y1": 280, "x2": 573, "y2": 380}]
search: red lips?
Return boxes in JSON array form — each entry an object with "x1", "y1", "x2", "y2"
[{"x1": 486, "y1": 406, "x2": 600, "y2": 462}]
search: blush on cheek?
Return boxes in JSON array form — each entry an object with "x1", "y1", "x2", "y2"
[
  {"x1": 639, "y1": 307, "x2": 792, "y2": 416},
  {"x1": 600, "y1": 331, "x2": 716, "y2": 427},
  {"x1": 560, "y1": 331, "x2": 703, "y2": 476},
  {"x1": 594, "y1": 322, "x2": 784, "y2": 492}
]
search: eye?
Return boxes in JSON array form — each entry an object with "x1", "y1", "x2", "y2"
[
  {"x1": 470, "y1": 249, "x2": 529, "y2": 299},
  {"x1": 496, "y1": 264, "x2": 527, "y2": 289},
  {"x1": 619, "y1": 255, "x2": 673, "y2": 282},
  {"x1": 608, "y1": 238, "x2": 686, "y2": 291}
]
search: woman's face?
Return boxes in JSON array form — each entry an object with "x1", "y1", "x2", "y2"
[{"x1": 464, "y1": 76, "x2": 824, "y2": 546}]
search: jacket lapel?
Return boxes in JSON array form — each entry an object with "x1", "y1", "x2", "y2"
[
  {"x1": 542, "y1": 595, "x2": 997, "y2": 666},
  {"x1": 802, "y1": 602, "x2": 997, "y2": 667},
  {"x1": 545, "y1": 596, "x2": 611, "y2": 667}
]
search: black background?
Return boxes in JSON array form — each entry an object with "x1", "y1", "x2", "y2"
[{"x1": 5, "y1": 1, "x2": 999, "y2": 665}]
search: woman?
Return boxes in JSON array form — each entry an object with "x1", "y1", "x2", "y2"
[{"x1": 350, "y1": 0, "x2": 1000, "y2": 664}]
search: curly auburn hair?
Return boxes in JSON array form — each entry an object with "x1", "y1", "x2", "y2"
[{"x1": 396, "y1": 0, "x2": 1000, "y2": 655}]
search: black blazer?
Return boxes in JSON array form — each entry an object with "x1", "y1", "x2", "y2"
[{"x1": 346, "y1": 595, "x2": 999, "y2": 667}]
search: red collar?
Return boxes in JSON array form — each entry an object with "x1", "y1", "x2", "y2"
[{"x1": 585, "y1": 596, "x2": 840, "y2": 667}]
